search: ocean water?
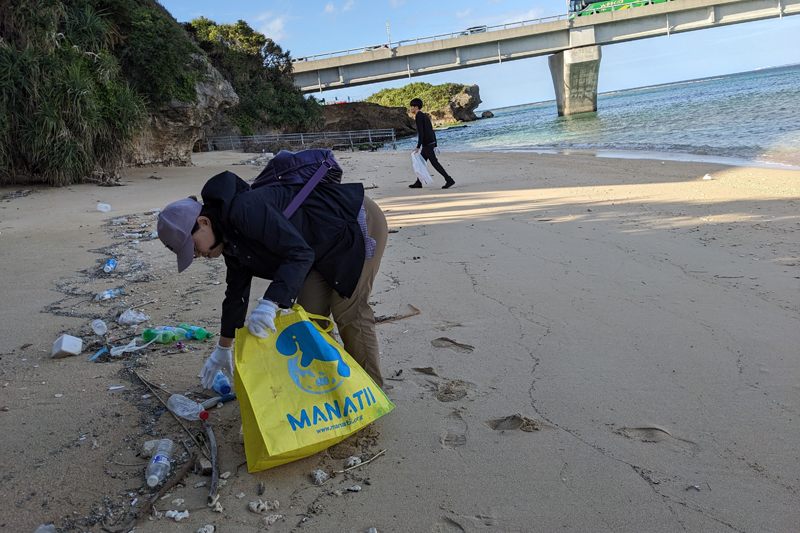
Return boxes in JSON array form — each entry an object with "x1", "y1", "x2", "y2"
[{"x1": 394, "y1": 64, "x2": 800, "y2": 168}]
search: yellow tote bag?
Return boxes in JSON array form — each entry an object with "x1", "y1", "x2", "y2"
[{"x1": 234, "y1": 304, "x2": 395, "y2": 472}]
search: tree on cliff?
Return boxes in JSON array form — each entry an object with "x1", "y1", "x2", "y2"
[
  {"x1": 186, "y1": 17, "x2": 321, "y2": 135},
  {"x1": 367, "y1": 82, "x2": 466, "y2": 113}
]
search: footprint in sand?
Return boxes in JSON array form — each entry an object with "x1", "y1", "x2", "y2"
[
  {"x1": 430, "y1": 337, "x2": 474, "y2": 354},
  {"x1": 441, "y1": 411, "x2": 467, "y2": 449},
  {"x1": 431, "y1": 517, "x2": 465, "y2": 532},
  {"x1": 435, "y1": 380, "x2": 468, "y2": 402},
  {"x1": 615, "y1": 425, "x2": 701, "y2": 453},
  {"x1": 485, "y1": 414, "x2": 540, "y2": 432}
]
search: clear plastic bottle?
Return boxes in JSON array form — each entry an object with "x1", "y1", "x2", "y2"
[
  {"x1": 167, "y1": 394, "x2": 209, "y2": 421},
  {"x1": 213, "y1": 371, "x2": 232, "y2": 394},
  {"x1": 142, "y1": 328, "x2": 179, "y2": 344},
  {"x1": 154, "y1": 326, "x2": 189, "y2": 339},
  {"x1": 94, "y1": 288, "x2": 123, "y2": 301},
  {"x1": 103, "y1": 259, "x2": 117, "y2": 273},
  {"x1": 178, "y1": 324, "x2": 214, "y2": 340},
  {"x1": 145, "y1": 438, "x2": 174, "y2": 487}
]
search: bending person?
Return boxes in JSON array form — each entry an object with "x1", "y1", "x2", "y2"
[{"x1": 156, "y1": 170, "x2": 388, "y2": 388}]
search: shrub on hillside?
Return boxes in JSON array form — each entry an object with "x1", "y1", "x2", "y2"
[{"x1": 366, "y1": 82, "x2": 466, "y2": 113}]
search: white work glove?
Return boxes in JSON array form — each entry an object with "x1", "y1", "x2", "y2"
[
  {"x1": 248, "y1": 299, "x2": 279, "y2": 338},
  {"x1": 200, "y1": 343, "x2": 234, "y2": 389}
]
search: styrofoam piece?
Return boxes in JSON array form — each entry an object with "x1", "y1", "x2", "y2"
[{"x1": 51, "y1": 334, "x2": 83, "y2": 359}]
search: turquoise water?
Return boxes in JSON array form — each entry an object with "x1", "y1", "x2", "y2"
[{"x1": 394, "y1": 64, "x2": 800, "y2": 168}]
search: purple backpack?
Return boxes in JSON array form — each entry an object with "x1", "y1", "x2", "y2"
[{"x1": 251, "y1": 149, "x2": 342, "y2": 218}]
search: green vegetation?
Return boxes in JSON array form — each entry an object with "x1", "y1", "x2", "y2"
[
  {"x1": 186, "y1": 18, "x2": 320, "y2": 135},
  {"x1": 0, "y1": 0, "x2": 147, "y2": 186},
  {"x1": 0, "y1": 1, "x2": 318, "y2": 185},
  {"x1": 366, "y1": 82, "x2": 466, "y2": 113}
]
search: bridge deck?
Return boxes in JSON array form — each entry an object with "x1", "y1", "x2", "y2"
[{"x1": 292, "y1": 0, "x2": 799, "y2": 93}]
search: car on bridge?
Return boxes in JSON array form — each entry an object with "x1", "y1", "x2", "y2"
[
  {"x1": 458, "y1": 26, "x2": 487, "y2": 36},
  {"x1": 570, "y1": 0, "x2": 676, "y2": 17}
]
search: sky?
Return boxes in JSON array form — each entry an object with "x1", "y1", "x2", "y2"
[{"x1": 158, "y1": 0, "x2": 800, "y2": 110}]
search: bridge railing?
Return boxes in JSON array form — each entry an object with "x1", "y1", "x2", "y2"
[
  {"x1": 291, "y1": 13, "x2": 572, "y2": 63},
  {"x1": 204, "y1": 129, "x2": 397, "y2": 152}
]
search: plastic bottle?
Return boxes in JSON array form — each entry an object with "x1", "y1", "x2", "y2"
[
  {"x1": 94, "y1": 288, "x2": 123, "y2": 301},
  {"x1": 103, "y1": 259, "x2": 117, "y2": 273},
  {"x1": 142, "y1": 328, "x2": 179, "y2": 344},
  {"x1": 91, "y1": 319, "x2": 107, "y2": 335},
  {"x1": 154, "y1": 326, "x2": 189, "y2": 339},
  {"x1": 167, "y1": 394, "x2": 209, "y2": 421},
  {"x1": 213, "y1": 371, "x2": 232, "y2": 394},
  {"x1": 145, "y1": 438, "x2": 174, "y2": 487},
  {"x1": 178, "y1": 324, "x2": 214, "y2": 340},
  {"x1": 96, "y1": 203, "x2": 111, "y2": 213}
]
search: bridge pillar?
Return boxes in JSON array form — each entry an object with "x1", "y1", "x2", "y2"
[{"x1": 548, "y1": 45, "x2": 602, "y2": 117}]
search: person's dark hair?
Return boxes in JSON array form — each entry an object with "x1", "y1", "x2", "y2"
[
  {"x1": 190, "y1": 197, "x2": 225, "y2": 248},
  {"x1": 410, "y1": 98, "x2": 423, "y2": 109}
]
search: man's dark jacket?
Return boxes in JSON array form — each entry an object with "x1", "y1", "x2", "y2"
[
  {"x1": 415, "y1": 111, "x2": 437, "y2": 149},
  {"x1": 200, "y1": 171, "x2": 365, "y2": 338}
]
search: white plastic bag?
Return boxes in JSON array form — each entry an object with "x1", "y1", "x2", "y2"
[
  {"x1": 411, "y1": 152, "x2": 434, "y2": 186},
  {"x1": 118, "y1": 308, "x2": 150, "y2": 326}
]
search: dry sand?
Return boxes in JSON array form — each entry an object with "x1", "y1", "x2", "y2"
[{"x1": 1, "y1": 149, "x2": 798, "y2": 533}]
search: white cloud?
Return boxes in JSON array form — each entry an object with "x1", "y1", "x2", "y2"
[
  {"x1": 255, "y1": 12, "x2": 288, "y2": 42},
  {"x1": 342, "y1": 0, "x2": 355, "y2": 11},
  {"x1": 325, "y1": 2, "x2": 335, "y2": 13},
  {"x1": 457, "y1": 8, "x2": 472, "y2": 18}
]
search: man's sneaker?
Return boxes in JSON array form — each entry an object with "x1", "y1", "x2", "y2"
[
  {"x1": 408, "y1": 181, "x2": 422, "y2": 188},
  {"x1": 442, "y1": 179, "x2": 455, "y2": 189}
]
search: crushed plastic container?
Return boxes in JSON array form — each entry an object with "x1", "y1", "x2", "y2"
[
  {"x1": 142, "y1": 328, "x2": 179, "y2": 344},
  {"x1": 154, "y1": 326, "x2": 189, "y2": 338},
  {"x1": 91, "y1": 319, "x2": 107, "y2": 335},
  {"x1": 167, "y1": 394, "x2": 209, "y2": 421},
  {"x1": 213, "y1": 371, "x2": 231, "y2": 394},
  {"x1": 96, "y1": 203, "x2": 111, "y2": 212},
  {"x1": 178, "y1": 324, "x2": 214, "y2": 340},
  {"x1": 103, "y1": 259, "x2": 117, "y2": 273},
  {"x1": 94, "y1": 288, "x2": 123, "y2": 301},
  {"x1": 51, "y1": 334, "x2": 83, "y2": 359}
]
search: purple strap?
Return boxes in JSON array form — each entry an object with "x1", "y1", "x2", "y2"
[{"x1": 282, "y1": 157, "x2": 335, "y2": 218}]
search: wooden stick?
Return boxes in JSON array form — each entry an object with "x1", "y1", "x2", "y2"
[
  {"x1": 130, "y1": 369, "x2": 210, "y2": 460},
  {"x1": 376, "y1": 304, "x2": 420, "y2": 325},
  {"x1": 202, "y1": 420, "x2": 220, "y2": 506}
]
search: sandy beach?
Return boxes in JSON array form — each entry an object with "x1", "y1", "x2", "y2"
[{"x1": 1, "y1": 149, "x2": 798, "y2": 533}]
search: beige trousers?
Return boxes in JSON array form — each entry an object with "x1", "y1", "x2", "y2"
[{"x1": 296, "y1": 196, "x2": 387, "y2": 388}]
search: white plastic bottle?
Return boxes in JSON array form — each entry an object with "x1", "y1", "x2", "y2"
[
  {"x1": 91, "y1": 319, "x2": 107, "y2": 335},
  {"x1": 167, "y1": 394, "x2": 209, "y2": 421},
  {"x1": 145, "y1": 438, "x2": 174, "y2": 487}
]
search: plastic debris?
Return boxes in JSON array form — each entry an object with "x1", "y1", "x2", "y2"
[
  {"x1": 33, "y1": 525, "x2": 57, "y2": 533},
  {"x1": 311, "y1": 470, "x2": 329, "y2": 485},
  {"x1": 109, "y1": 386, "x2": 124, "y2": 390},
  {"x1": 165, "y1": 510, "x2": 189, "y2": 521},
  {"x1": 119, "y1": 309, "x2": 150, "y2": 326},
  {"x1": 51, "y1": 334, "x2": 83, "y2": 359},
  {"x1": 91, "y1": 319, "x2": 107, "y2": 335},
  {"x1": 109, "y1": 338, "x2": 155, "y2": 357},
  {"x1": 97, "y1": 203, "x2": 111, "y2": 212},
  {"x1": 88, "y1": 347, "x2": 107, "y2": 361},
  {"x1": 703, "y1": 174, "x2": 713, "y2": 180}
]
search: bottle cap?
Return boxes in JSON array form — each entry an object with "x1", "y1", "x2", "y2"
[
  {"x1": 219, "y1": 384, "x2": 231, "y2": 394},
  {"x1": 199, "y1": 409, "x2": 209, "y2": 421},
  {"x1": 147, "y1": 475, "x2": 159, "y2": 487}
]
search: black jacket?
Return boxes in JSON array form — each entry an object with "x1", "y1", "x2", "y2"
[
  {"x1": 415, "y1": 111, "x2": 437, "y2": 149},
  {"x1": 200, "y1": 171, "x2": 366, "y2": 338}
]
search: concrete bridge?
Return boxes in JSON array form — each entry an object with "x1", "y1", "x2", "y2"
[{"x1": 292, "y1": 0, "x2": 799, "y2": 116}]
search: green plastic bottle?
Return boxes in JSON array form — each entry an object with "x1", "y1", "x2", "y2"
[
  {"x1": 142, "y1": 328, "x2": 179, "y2": 343},
  {"x1": 178, "y1": 324, "x2": 214, "y2": 340}
]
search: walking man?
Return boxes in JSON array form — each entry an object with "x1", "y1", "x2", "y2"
[{"x1": 409, "y1": 98, "x2": 455, "y2": 189}]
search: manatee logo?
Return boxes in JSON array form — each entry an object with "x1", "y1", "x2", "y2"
[{"x1": 275, "y1": 321, "x2": 350, "y2": 394}]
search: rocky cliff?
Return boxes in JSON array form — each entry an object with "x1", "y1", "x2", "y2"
[
  {"x1": 127, "y1": 55, "x2": 239, "y2": 166},
  {"x1": 318, "y1": 102, "x2": 416, "y2": 137},
  {"x1": 427, "y1": 84, "x2": 482, "y2": 125}
]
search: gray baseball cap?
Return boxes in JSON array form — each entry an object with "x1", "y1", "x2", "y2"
[{"x1": 157, "y1": 198, "x2": 202, "y2": 273}]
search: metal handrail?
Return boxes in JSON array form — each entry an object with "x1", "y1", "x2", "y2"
[
  {"x1": 205, "y1": 128, "x2": 397, "y2": 151},
  {"x1": 291, "y1": 13, "x2": 571, "y2": 62},
  {"x1": 291, "y1": 0, "x2": 677, "y2": 63}
]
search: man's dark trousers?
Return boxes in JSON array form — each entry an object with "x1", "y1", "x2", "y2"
[{"x1": 421, "y1": 145, "x2": 451, "y2": 181}]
